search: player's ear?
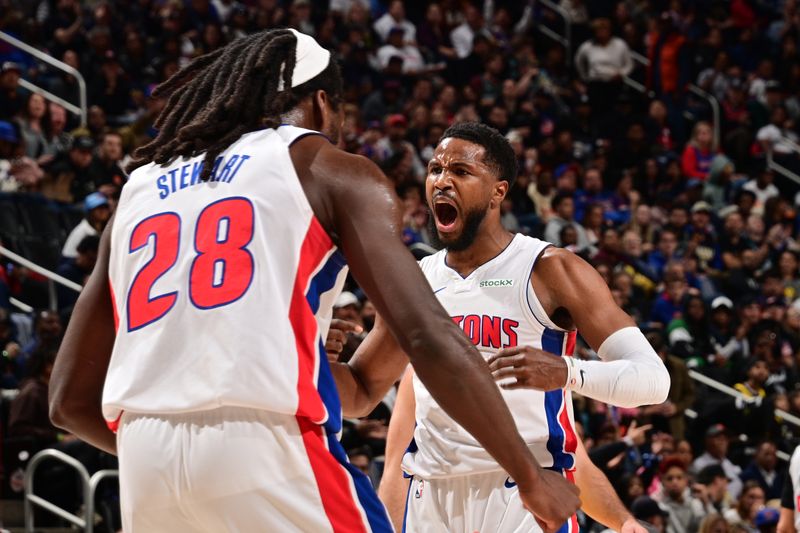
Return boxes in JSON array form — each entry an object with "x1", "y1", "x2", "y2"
[
  {"x1": 314, "y1": 89, "x2": 334, "y2": 131},
  {"x1": 490, "y1": 180, "x2": 509, "y2": 209}
]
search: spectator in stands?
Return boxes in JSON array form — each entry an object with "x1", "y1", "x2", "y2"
[
  {"x1": 631, "y1": 496, "x2": 669, "y2": 532},
  {"x1": 743, "y1": 169, "x2": 781, "y2": 217},
  {"x1": 417, "y1": 3, "x2": 456, "y2": 62},
  {"x1": 693, "y1": 425, "x2": 743, "y2": 499},
  {"x1": 375, "y1": 27, "x2": 426, "y2": 74},
  {"x1": 651, "y1": 264, "x2": 690, "y2": 326},
  {"x1": 694, "y1": 464, "x2": 733, "y2": 516},
  {"x1": 724, "y1": 480, "x2": 766, "y2": 530},
  {"x1": 44, "y1": 102, "x2": 72, "y2": 159},
  {"x1": 703, "y1": 155, "x2": 735, "y2": 211},
  {"x1": 376, "y1": 114, "x2": 425, "y2": 182},
  {"x1": 450, "y1": 4, "x2": 485, "y2": 59},
  {"x1": 18, "y1": 310, "x2": 62, "y2": 382},
  {"x1": 15, "y1": 92, "x2": 50, "y2": 163},
  {"x1": 61, "y1": 192, "x2": 110, "y2": 261},
  {"x1": 7, "y1": 347, "x2": 60, "y2": 444},
  {"x1": 0, "y1": 62, "x2": 25, "y2": 121},
  {"x1": 40, "y1": 134, "x2": 94, "y2": 203},
  {"x1": 757, "y1": 106, "x2": 800, "y2": 175},
  {"x1": 544, "y1": 192, "x2": 590, "y2": 248},
  {"x1": 643, "y1": 330, "x2": 695, "y2": 440},
  {"x1": 681, "y1": 122, "x2": 716, "y2": 182},
  {"x1": 740, "y1": 441, "x2": 783, "y2": 501},
  {"x1": 574, "y1": 18, "x2": 632, "y2": 134},
  {"x1": 86, "y1": 131, "x2": 125, "y2": 194},
  {"x1": 373, "y1": 0, "x2": 416, "y2": 44},
  {"x1": 56, "y1": 235, "x2": 99, "y2": 313},
  {"x1": 655, "y1": 455, "x2": 709, "y2": 533}
]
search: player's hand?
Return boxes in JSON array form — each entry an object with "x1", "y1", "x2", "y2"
[
  {"x1": 619, "y1": 516, "x2": 647, "y2": 533},
  {"x1": 518, "y1": 469, "x2": 580, "y2": 533},
  {"x1": 325, "y1": 319, "x2": 362, "y2": 362},
  {"x1": 487, "y1": 346, "x2": 568, "y2": 391}
]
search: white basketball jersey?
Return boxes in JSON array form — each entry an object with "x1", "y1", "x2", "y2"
[
  {"x1": 402, "y1": 234, "x2": 579, "y2": 478},
  {"x1": 104, "y1": 126, "x2": 348, "y2": 434}
]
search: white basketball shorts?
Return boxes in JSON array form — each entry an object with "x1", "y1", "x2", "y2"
[
  {"x1": 116, "y1": 406, "x2": 393, "y2": 532},
  {"x1": 402, "y1": 469, "x2": 578, "y2": 533}
]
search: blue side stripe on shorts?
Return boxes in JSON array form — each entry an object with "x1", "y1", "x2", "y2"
[
  {"x1": 325, "y1": 432, "x2": 394, "y2": 532},
  {"x1": 541, "y1": 328, "x2": 574, "y2": 470}
]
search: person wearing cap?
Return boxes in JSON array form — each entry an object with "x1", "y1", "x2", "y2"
[
  {"x1": 376, "y1": 112, "x2": 426, "y2": 180},
  {"x1": 0, "y1": 62, "x2": 24, "y2": 121},
  {"x1": 694, "y1": 464, "x2": 733, "y2": 515},
  {"x1": 686, "y1": 200, "x2": 721, "y2": 273},
  {"x1": 41, "y1": 134, "x2": 95, "y2": 203},
  {"x1": 692, "y1": 425, "x2": 743, "y2": 500},
  {"x1": 51, "y1": 28, "x2": 581, "y2": 531},
  {"x1": 631, "y1": 496, "x2": 669, "y2": 532},
  {"x1": 60, "y1": 192, "x2": 111, "y2": 262}
]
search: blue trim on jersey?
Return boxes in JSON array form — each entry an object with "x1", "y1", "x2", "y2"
[
  {"x1": 402, "y1": 434, "x2": 418, "y2": 479},
  {"x1": 325, "y1": 432, "x2": 394, "y2": 533},
  {"x1": 306, "y1": 250, "x2": 347, "y2": 314},
  {"x1": 305, "y1": 249, "x2": 347, "y2": 433},
  {"x1": 541, "y1": 328, "x2": 574, "y2": 470},
  {"x1": 401, "y1": 476, "x2": 413, "y2": 533},
  {"x1": 555, "y1": 516, "x2": 572, "y2": 533},
  {"x1": 316, "y1": 338, "x2": 342, "y2": 433}
]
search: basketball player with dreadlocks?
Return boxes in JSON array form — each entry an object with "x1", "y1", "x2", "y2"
[{"x1": 48, "y1": 30, "x2": 580, "y2": 532}]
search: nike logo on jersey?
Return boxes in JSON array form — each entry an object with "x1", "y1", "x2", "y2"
[
  {"x1": 579, "y1": 369, "x2": 586, "y2": 388},
  {"x1": 504, "y1": 477, "x2": 517, "y2": 488},
  {"x1": 479, "y1": 279, "x2": 514, "y2": 288}
]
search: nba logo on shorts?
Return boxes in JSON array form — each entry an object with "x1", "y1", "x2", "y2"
[{"x1": 415, "y1": 479, "x2": 425, "y2": 499}]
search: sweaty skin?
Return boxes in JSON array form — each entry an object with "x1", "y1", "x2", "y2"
[{"x1": 49, "y1": 89, "x2": 579, "y2": 531}]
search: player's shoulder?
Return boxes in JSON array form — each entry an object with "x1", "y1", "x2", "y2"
[{"x1": 532, "y1": 244, "x2": 594, "y2": 286}]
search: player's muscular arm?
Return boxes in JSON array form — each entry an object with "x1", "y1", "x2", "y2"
[
  {"x1": 490, "y1": 248, "x2": 669, "y2": 407},
  {"x1": 331, "y1": 314, "x2": 409, "y2": 418},
  {"x1": 378, "y1": 369, "x2": 416, "y2": 531},
  {"x1": 536, "y1": 248, "x2": 669, "y2": 406},
  {"x1": 574, "y1": 439, "x2": 645, "y2": 533},
  {"x1": 49, "y1": 216, "x2": 117, "y2": 455},
  {"x1": 295, "y1": 140, "x2": 579, "y2": 527}
]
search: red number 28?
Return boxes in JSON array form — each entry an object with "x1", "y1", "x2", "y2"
[{"x1": 126, "y1": 197, "x2": 255, "y2": 332}]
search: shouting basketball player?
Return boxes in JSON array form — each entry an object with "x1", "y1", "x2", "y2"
[
  {"x1": 331, "y1": 122, "x2": 670, "y2": 532},
  {"x1": 48, "y1": 31, "x2": 579, "y2": 531}
]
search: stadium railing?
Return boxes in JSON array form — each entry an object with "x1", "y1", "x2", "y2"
[
  {"x1": 0, "y1": 245, "x2": 81, "y2": 312},
  {"x1": 766, "y1": 136, "x2": 800, "y2": 186},
  {"x1": 0, "y1": 31, "x2": 87, "y2": 127},
  {"x1": 24, "y1": 448, "x2": 117, "y2": 533}
]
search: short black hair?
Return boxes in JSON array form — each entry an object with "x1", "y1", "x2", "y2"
[
  {"x1": 440, "y1": 122, "x2": 518, "y2": 188},
  {"x1": 551, "y1": 191, "x2": 574, "y2": 210},
  {"x1": 77, "y1": 235, "x2": 100, "y2": 254}
]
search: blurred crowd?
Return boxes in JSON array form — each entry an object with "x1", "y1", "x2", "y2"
[{"x1": 1, "y1": 0, "x2": 800, "y2": 531}]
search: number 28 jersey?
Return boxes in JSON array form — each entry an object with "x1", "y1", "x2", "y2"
[{"x1": 103, "y1": 126, "x2": 348, "y2": 432}]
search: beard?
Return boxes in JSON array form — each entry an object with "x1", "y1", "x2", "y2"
[{"x1": 428, "y1": 204, "x2": 489, "y2": 252}]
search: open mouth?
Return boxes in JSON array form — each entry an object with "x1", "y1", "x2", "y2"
[{"x1": 434, "y1": 202, "x2": 459, "y2": 231}]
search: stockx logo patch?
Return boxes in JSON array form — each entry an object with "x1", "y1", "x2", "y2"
[{"x1": 479, "y1": 279, "x2": 514, "y2": 288}]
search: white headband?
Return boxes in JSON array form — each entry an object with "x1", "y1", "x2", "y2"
[{"x1": 277, "y1": 29, "x2": 331, "y2": 91}]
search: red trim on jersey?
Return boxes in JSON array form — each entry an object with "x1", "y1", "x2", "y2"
[
  {"x1": 109, "y1": 280, "x2": 119, "y2": 332},
  {"x1": 297, "y1": 416, "x2": 367, "y2": 533},
  {"x1": 106, "y1": 412, "x2": 123, "y2": 433},
  {"x1": 565, "y1": 469, "x2": 579, "y2": 533},
  {"x1": 564, "y1": 330, "x2": 576, "y2": 358},
  {"x1": 290, "y1": 217, "x2": 334, "y2": 423},
  {"x1": 560, "y1": 331, "x2": 579, "y2": 455}
]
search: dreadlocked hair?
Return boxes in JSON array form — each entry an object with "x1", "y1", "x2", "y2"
[{"x1": 126, "y1": 28, "x2": 343, "y2": 181}]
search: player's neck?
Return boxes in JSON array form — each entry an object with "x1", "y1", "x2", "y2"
[{"x1": 445, "y1": 224, "x2": 513, "y2": 278}]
